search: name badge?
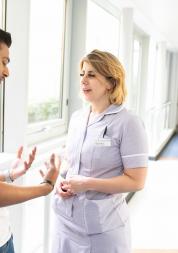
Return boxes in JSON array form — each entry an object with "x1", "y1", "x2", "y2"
[{"x1": 95, "y1": 138, "x2": 111, "y2": 147}]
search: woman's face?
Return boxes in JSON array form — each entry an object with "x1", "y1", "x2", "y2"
[{"x1": 80, "y1": 61, "x2": 111, "y2": 103}]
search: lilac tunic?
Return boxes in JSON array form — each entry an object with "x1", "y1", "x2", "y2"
[{"x1": 51, "y1": 104, "x2": 148, "y2": 253}]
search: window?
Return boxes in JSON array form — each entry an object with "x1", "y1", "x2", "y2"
[
  {"x1": 165, "y1": 51, "x2": 171, "y2": 102},
  {"x1": 86, "y1": 0, "x2": 120, "y2": 55},
  {"x1": 131, "y1": 36, "x2": 142, "y2": 113},
  {"x1": 27, "y1": 0, "x2": 67, "y2": 144}
]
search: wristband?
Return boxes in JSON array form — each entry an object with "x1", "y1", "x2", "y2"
[
  {"x1": 3, "y1": 169, "x2": 14, "y2": 183},
  {"x1": 40, "y1": 179, "x2": 54, "y2": 189}
]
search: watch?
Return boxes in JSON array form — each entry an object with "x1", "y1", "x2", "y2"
[
  {"x1": 3, "y1": 169, "x2": 14, "y2": 183},
  {"x1": 40, "y1": 179, "x2": 54, "y2": 189}
]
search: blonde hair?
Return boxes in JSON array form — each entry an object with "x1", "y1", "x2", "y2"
[{"x1": 80, "y1": 49, "x2": 127, "y2": 105}]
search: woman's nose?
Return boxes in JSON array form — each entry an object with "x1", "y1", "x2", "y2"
[{"x1": 81, "y1": 74, "x2": 88, "y2": 84}]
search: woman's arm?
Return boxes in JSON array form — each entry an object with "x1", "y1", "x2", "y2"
[{"x1": 61, "y1": 167, "x2": 147, "y2": 194}]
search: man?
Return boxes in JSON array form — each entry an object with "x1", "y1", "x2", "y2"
[{"x1": 0, "y1": 28, "x2": 60, "y2": 252}]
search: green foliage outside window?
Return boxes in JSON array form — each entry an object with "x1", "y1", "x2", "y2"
[{"x1": 28, "y1": 99, "x2": 60, "y2": 123}]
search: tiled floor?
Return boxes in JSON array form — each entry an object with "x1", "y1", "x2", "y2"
[{"x1": 129, "y1": 160, "x2": 178, "y2": 251}]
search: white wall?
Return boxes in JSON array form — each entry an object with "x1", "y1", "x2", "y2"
[
  {"x1": 4, "y1": 1, "x2": 30, "y2": 252},
  {"x1": 4, "y1": 0, "x2": 30, "y2": 152}
]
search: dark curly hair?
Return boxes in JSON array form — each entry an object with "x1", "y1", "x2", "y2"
[{"x1": 0, "y1": 29, "x2": 12, "y2": 48}]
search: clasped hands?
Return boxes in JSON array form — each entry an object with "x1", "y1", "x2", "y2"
[{"x1": 56, "y1": 175, "x2": 90, "y2": 198}]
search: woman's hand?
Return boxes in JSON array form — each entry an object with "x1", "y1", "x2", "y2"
[
  {"x1": 10, "y1": 146, "x2": 36, "y2": 181},
  {"x1": 61, "y1": 175, "x2": 90, "y2": 194},
  {"x1": 55, "y1": 177, "x2": 75, "y2": 199}
]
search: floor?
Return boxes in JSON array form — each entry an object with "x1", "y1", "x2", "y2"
[
  {"x1": 129, "y1": 159, "x2": 178, "y2": 252},
  {"x1": 159, "y1": 134, "x2": 178, "y2": 160}
]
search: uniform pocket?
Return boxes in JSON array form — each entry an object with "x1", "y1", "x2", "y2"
[
  {"x1": 92, "y1": 140, "x2": 121, "y2": 169},
  {"x1": 52, "y1": 194, "x2": 74, "y2": 218},
  {"x1": 52, "y1": 194, "x2": 65, "y2": 215},
  {"x1": 84, "y1": 196, "x2": 127, "y2": 234},
  {"x1": 113, "y1": 197, "x2": 129, "y2": 225}
]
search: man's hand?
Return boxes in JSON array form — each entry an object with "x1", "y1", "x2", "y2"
[
  {"x1": 10, "y1": 146, "x2": 36, "y2": 181},
  {"x1": 39, "y1": 154, "x2": 61, "y2": 187}
]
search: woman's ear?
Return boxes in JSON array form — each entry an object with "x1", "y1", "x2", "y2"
[
  {"x1": 107, "y1": 84, "x2": 112, "y2": 90},
  {"x1": 107, "y1": 80, "x2": 116, "y2": 91},
  {"x1": 106, "y1": 77, "x2": 116, "y2": 90}
]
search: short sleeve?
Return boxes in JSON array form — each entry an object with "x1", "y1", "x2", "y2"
[{"x1": 120, "y1": 115, "x2": 148, "y2": 169}]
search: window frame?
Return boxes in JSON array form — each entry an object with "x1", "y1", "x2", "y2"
[
  {"x1": 131, "y1": 31, "x2": 143, "y2": 113},
  {"x1": 86, "y1": 0, "x2": 121, "y2": 57},
  {"x1": 90, "y1": 0, "x2": 121, "y2": 19},
  {"x1": 27, "y1": 0, "x2": 69, "y2": 145},
  {"x1": 0, "y1": 0, "x2": 7, "y2": 152},
  {"x1": 130, "y1": 26, "x2": 149, "y2": 118}
]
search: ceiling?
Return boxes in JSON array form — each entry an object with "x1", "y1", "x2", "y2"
[{"x1": 109, "y1": 0, "x2": 178, "y2": 51}]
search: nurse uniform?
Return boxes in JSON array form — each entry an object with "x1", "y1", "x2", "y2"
[{"x1": 52, "y1": 104, "x2": 148, "y2": 253}]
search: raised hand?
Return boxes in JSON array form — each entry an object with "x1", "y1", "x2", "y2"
[
  {"x1": 39, "y1": 154, "x2": 61, "y2": 187},
  {"x1": 10, "y1": 146, "x2": 36, "y2": 181}
]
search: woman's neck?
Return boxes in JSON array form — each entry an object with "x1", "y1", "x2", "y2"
[{"x1": 91, "y1": 100, "x2": 111, "y2": 114}]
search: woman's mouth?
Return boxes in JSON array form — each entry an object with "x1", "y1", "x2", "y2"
[{"x1": 82, "y1": 88, "x2": 92, "y2": 93}]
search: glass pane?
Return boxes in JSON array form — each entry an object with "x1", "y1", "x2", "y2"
[
  {"x1": 132, "y1": 38, "x2": 141, "y2": 112},
  {"x1": 86, "y1": 0, "x2": 120, "y2": 55},
  {"x1": 28, "y1": 0, "x2": 65, "y2": 124}
]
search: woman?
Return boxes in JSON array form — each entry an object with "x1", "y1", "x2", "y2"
[{"x1": 52, "y1": 49, "x2": 148, "y2": 253}]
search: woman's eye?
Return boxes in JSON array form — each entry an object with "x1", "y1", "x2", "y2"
[
  {"x1": 88, "y1": 74, "x2": 95, "y2": 78},
  {"x1": 80, "y1": 73, "x2": 95, "y2": 78}
]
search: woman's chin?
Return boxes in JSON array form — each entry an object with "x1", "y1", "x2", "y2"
[{"x1": 82, "y1": 94, "x2": 93, "y2": 102}]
